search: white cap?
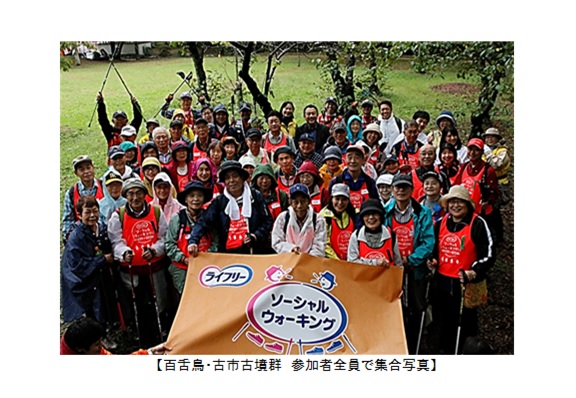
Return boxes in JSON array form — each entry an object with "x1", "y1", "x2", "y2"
[
  {"x1": 120, "y1": 125, "x2": 137, "y2": 137},
  {"x1": 240, "y1": 156, "x2": 257, "y2": 168},
  {"x1": 331, "y1": 183, "x2": 350, "y2": 199},
  {"x1": 376, "y1": 174, "x2": 394, "y2": 186}
]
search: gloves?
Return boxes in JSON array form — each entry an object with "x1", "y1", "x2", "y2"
[{"x1": 483, "y1": 145, "x2": 492, "y2": 156}]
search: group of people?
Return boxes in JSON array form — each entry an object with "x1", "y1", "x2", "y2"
[{"x1": 60, "y1": 90, "x2": 511, "y2": 355}]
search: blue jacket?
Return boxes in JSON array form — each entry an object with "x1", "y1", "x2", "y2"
[
  {"x1": 383, "y1": 198, "x2": 435, "y2": 280},
  {"x1": 61, "y1": 222, "x2": 111, "y2": 323},
  {"x1": 188, "y1": 188, "x2": 273, "y2": 254}
]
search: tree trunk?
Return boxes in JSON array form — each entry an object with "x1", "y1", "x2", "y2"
[
  {"x1": 232, "y1": 41, "x2": 273, "y2": 117},
  {"x1": 470, "y1": 71, "x2": 502, "y2": 139},
  {"x1": 187, "y1": 42, "x2": 210, "y2": 102},
  {"x1": 326, "y1": 45, "x2": 356, "y2": 114}
]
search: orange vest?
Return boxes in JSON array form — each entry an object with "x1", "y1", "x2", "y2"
[
  {"x1": 411, "y1": 170, "x2": 425, "y2": 200},
  {"x1": 398, "y1": 143, "x2": 420, "y2": 170},
  {"x1": 357, "y1": 227, "x2": 395, "y2": 265},
  {"x1": 349, "y1": 181, "x2": 370, "y2": 210},
  {"x1": 201, "y1": 184, "x2": 221, "y2": 210},
  {"x1": 263, "y1": 133, "x2": 287, "y2": 158},
  {"x1": 192, "y1": 141, "x2": 209, "y2": 161},
  {"x1": 73, "y1": 181, "x2": 105, "y2": 220},
  {"x1": 329, "y1": 216, "x2": 355, "y2": 260},
  {"x1": 391, "y1": 216, "x2": 415, "y2": 258},
  {"x1": 368, "y1": 146, "x2": 380, "y2": 166},
  {"x1": 119, "y1": 205, "x2": 165, "y2": 270},
  {"x1": 461, "y1": 164, "x2": 492, "y2": 215},
  {"x1": 173, "y1": 210, "x2": 211, "y2": 270},
  {"x1": 438, "y1": 214, "x2": 478, "y2": 278},
  {"x1": 266, "y1": 188, "x2": 283, "y2": 220},
  {"x1": 183, "y1": 110, "x2": 194, "y2": 127},
  {"x1": 226, "y1": 211, "x2": 248, "y2": 250},
  {"x1": 277, "y1": 172, "x2": 296, "y2": 194},
  {"x1": 176, "y1": 172, "x2": 190, "y2": 194},
  {"x1": 310, "y1": 188, "x2": 324, "y2": 213}
]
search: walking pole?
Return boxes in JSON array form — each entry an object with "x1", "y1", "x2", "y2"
[
  {"x1": 176, "y1": 71, "x2": 199, "y2": 97},
  {"x1": 110, "y1": 61, "x2": 146, "y2": 120},
  {"x1": 455, "y1": 270, "x2": 467, "y2": 355},
  {"x1": 246, "y1": 218, "x2": 253, "y2": 255},
  {"x1": 108, "y1": 263, "x2": 126, "y2": 331},
  {"x1": 145, "y1": 247, "x2": 164, "y2": 342},
  {"x1": 152, "y1": 71, "x2": 193, "y2": 118},
  {"x1": 127, "y1": 252, "x2": 141, "y2": 344},
  {"x1": 88, "y1": 58, "x2": 113, "y2": 127},
  {"x1": 415, "y1": 271, "x2": 432, "y2": 355}
]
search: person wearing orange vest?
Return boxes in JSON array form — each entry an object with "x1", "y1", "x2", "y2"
[
  {"x1": 187, "y1": 160, "x2": 273, "y2": 256},
  {"x1": 436, "y1": 143, "x2": 460, "y2": 186},
  {"x1": 271, "y1": 184, "x2": 327, "y2": 257},
  {"x1": 164, "y1": 140, "x2": 192, "y2": 194},
  {"x1": 62, "y1": 155, "x2": 106, "y2": 242},
  {"x1": 251, "y1": 163, "x2": 290, "y2": 254},
  {"x1": 263, "y1": 110, "x2": 297, "y2": 169},
  {"x1": 427, "y1": 185, "x2": 494, "y2": 354},
  {"x1": 190, "y1": 157, "x2": 224, "y2": 210},
  {"x1": 347, "y1": 198, "x2": 402, "y2": 267},
  {"x1": 240, "y1": 128, "x2": 271, "y2": 167},
  {"x1": 383, "y1": 173, "x2": 435, "y2": 354},
  {"x1": 328, "y1": 143, "x2": 378, "y2": 211},
  {"x1": 107, "y1": 178, "x2": 170, "y2": 347},
  {"x1": 410, "y1": 144, "x2": 450, "y2": 200},
  {"x1": 160, "y1": 91, "x2": 200, "y2": 129},
  {"x1": 252, "y1": 163, "x2": 289, "y2": 221},
  {"x1": 296, "y1": 160, "x2": 329, "y2": 213},
  {"x1": 166, "y1": 180, "x2": 215, "y2": 295},
  {"x1": 96, "y1": 91, "x2": 142, "y2": 149},
  {"x1": 321, "y1": 183, "x2": 359, "y2": 261},
  {"x1": 363, "y1": 123, "x2": 386, "y2": 172},
  {"x1": 456, "y1": 138, "x2": 501, "y2": 244},
  {"x1": 390, "y1": 120, "x2": 425, "y2": 174},
  {"x1": 318, "y1": 97, "x2": 343, "y2": 130},
  {"x1": 190, "y1": 117, "x2": 218, "y2": 162},
  {"x1": 274, "y1": 146, "x2": 298, "y2": 194}
]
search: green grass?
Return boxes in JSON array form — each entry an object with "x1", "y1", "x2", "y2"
[{"x1": 60, "y1": 54, "x2": 512, "y2": 208}]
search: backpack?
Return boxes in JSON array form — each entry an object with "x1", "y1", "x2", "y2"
[
  {"x1": 282, "y1": 210, "x2": 317, "y2": 235},
  {"x1": 118, "y1": 204, "x2": 161, "y2": 227}
]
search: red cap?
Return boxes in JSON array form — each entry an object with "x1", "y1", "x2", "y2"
[{"x1": 467, "y1": 138, "x2": 484, "y2": 150}]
